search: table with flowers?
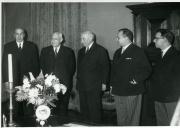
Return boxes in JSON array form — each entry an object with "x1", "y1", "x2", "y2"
[
  {"x1": 2, "y1": 71, "x2": 115, "y2": 126},
  {"x1": 13, "y1": 72, "x2": 68, "y2": 126}
]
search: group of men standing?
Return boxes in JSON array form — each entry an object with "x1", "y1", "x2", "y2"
[{"x1": 2, "y1": 27, "x2": 180, "y2": 126}]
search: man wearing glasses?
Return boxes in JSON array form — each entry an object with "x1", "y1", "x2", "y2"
[{"x1": 151, "y1": 29, "x2": 180, "y2": 125}]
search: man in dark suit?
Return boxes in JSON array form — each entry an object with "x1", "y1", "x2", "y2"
[
  {"x1": 40, "y1": 32, "x2": 76, "y2": 116},
  {"x1": 76, "y1": 31, "x2": 110, "y2": 123},
  {"x1": 110, "y1": 28, "x2": 151, "y2": 126},
  {"x1": 151, "y1": 29, "x2": 180, "y2": 125},
  {"x1": 2, "y1": 28, "x2": 40, "y2": 116}
]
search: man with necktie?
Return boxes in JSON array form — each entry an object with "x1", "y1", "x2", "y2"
[
  {"x1": 76, "y1": 31, "x2": 110, "y2": 124},
  {"x1": 110, "y1": 28, "x2": 151, "y2": 126},
  {"x1": 40, "y1": 32, "x2": 76, "y2": 116},
  {"x1": 151, "y1": 29, "x2": 180, "y2": 125},
  {"x1": 2, "y1": 28, "x2": 40, "y2": 117}
]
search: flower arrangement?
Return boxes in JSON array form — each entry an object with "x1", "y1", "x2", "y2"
[{"x1": 15, "y1": 72, "x2": 67, "y2": 126}]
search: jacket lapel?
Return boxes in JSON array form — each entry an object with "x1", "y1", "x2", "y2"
[
  {"x1": 158, "y1": 47, "x2": 177, "y2": 67},
  {"x1": 85, "y1": 42, "x2": 96, "y2": 55},
  {"x1": 15, "y1": 41, "x2": 19, "y2": 50},
  {"x1": 162, "y1": 46, "x2": 174, "y2": 60},
  {"x1": 57, "y1": 45, "x2": 64, "y2": 58},
  {"x1": 49, "y1": 46, "x2": 56, "y2": 57},
  {"x1": 80, "y1": 43, "x2": 97, "y2": 65},
  {"x1": 119, "y1": 43, "x2": 134, "y2": 60},
  {"x1": 11, "y1": 41, "x2": 19, "y2": 52},
  {"x1": 21, "y1": 41, "x2": 26, "y2": 52}
]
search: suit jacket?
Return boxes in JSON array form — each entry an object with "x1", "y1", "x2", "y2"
[
  {"x1": 111, "y1": 44, "x2": 152, "y2": 96},
  {"x1": 76, "y1": 43, "x2": 110, "y2": 92},
  {"x1": 144, "y1": 43, "x2": 161, "y2": 67},
  {"x1": 40, "y1": 45, "x2": 76, "y2": 91},
  {"x1": 2, "y1": 41, "x2": 40, "y2": 86},
  {"x1": 151, "y1": 46, "x2": 180, "y2": 102}
]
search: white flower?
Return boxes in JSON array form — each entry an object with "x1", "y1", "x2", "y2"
[
  {"x1": 23, "y1": 77, "x2": 30, "y2": 85},
  {"x1": 22, "y1": 77, "x2": 31, "y2": 91},
  {"x1": 23, "y1": 83, "x2": 31, "y2": 90},
  {"x1": 28, "y1": 88, "x2": 39, "y2": 98},
  {"x1": 60, "y1": 84, "x2": 67, "y2": 94},
  {"x1": 36, "y1": 98, "x2": 45, "y2": 105},
  {"x1": 45, "y1": 79, "x2": 52, "y2": 87},
  {"x1": 53, "y1": 84, "x2": 61, "y2": 93},
  {"x1": 23, "y1": 87, "x2": 30, "y2": 93},
  {"x1": 36, "y1": 84, "x2": 43, "y2": 91},
  {"x1": 45, "y1": 74, "x2": 48, "y2": 77},
  {"x1": 16, "y1": 73, "x2": 67, "y2": 108},
  {"x1": 29, "y1": 97, "x2": 36, "y2": 104},
  {"x1": 45, "y1": 74, "x2": 56, "y2": 87},
  {"x1": 29, "y1": 72, "x2": 35, "y2": 81}
]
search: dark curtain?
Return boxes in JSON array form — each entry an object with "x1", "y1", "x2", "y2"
[{"x1": 2, "y1": 3, "x2": 87, "y2": 54}]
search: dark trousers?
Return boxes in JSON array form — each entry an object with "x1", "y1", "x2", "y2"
[
  {"x1": 79, "y1": 89, "x2": 102, "y2": 124},
  {"x1": 52, "y1": 91, "x2": 70, "y2": 116},
  {"x1": 140, "y1": 93, "x2": 157, "y2": 125},
  {"x1": 140, "y1": 80, "x2": 157, "y2": 126}
]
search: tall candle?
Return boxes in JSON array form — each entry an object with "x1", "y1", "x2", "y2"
[
  {"x1": 8, "y1": 54, "x2": 13, "y2": 83},
  {"x1": 8, "y1": 54, "x2": 15, "y2": 126}
]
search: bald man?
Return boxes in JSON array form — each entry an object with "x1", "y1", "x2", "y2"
[
  {"x1": 40, "y1": 32, "x2": 76, "y2": 116},
  {"x1": 76, "y1": 31, "x2": 110, "y2": 123},
  {"x1": 2, "y1": 28, "x2": 40, "y2": 117}
]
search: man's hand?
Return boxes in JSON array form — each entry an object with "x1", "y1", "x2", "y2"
[{"x1": 102, "y1": 84, "x2": 106, "y2": 91}]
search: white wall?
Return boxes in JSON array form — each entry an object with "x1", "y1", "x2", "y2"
[{"x1": 87, "y1": 3, "x2": 135, "y2": 59}]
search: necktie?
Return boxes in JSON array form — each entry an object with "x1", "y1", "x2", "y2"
[
  {"x1": 18, "y1": 43, "x2": 21, "y2": 51},
  {"x1": 55, "y1": 47, "x2": 58, "y2": 55}
]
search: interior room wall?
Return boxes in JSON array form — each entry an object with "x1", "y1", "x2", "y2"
[
  {"x1": 2, "y1": 2, "x2": 138, "y2": 59},
  {"x1": 87, "y1": 3, "x2": 136, "y2": 59}
]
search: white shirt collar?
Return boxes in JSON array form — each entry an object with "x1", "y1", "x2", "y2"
[
  {"x1": 54, "y1": 45, "x2": 60, "y2": 52},
  {"x1": 85, "y1": 42, "x2": 94, "y2": 51},
  {"x1": 86, "y1": 42, "x2": 94, "y2": 50},
  {"x1": 122, "y1": 43, "x2": 131, "y2": 51},
  {"x1": 16, "y1": 41, "x2": 24, "y2": 48},
  {"x1": 162, "y1": 45, "x2": 171, "y2": 57}
]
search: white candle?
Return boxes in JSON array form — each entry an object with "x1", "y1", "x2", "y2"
[
  {"x1": 8, "y1": 54, "x2": 14, "y2": 126},
  {"x1": 8, "y1": 54, "x2": 13, "y2": 83}
]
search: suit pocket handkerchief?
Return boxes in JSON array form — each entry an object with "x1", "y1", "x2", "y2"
[{"x1": 125, "y1": 57, "x2": 132, "y2": 60}]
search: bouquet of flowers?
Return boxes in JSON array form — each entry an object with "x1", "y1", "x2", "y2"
[{"x1": 15, "y1": 72, "x2": 67, "y2": 126}]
